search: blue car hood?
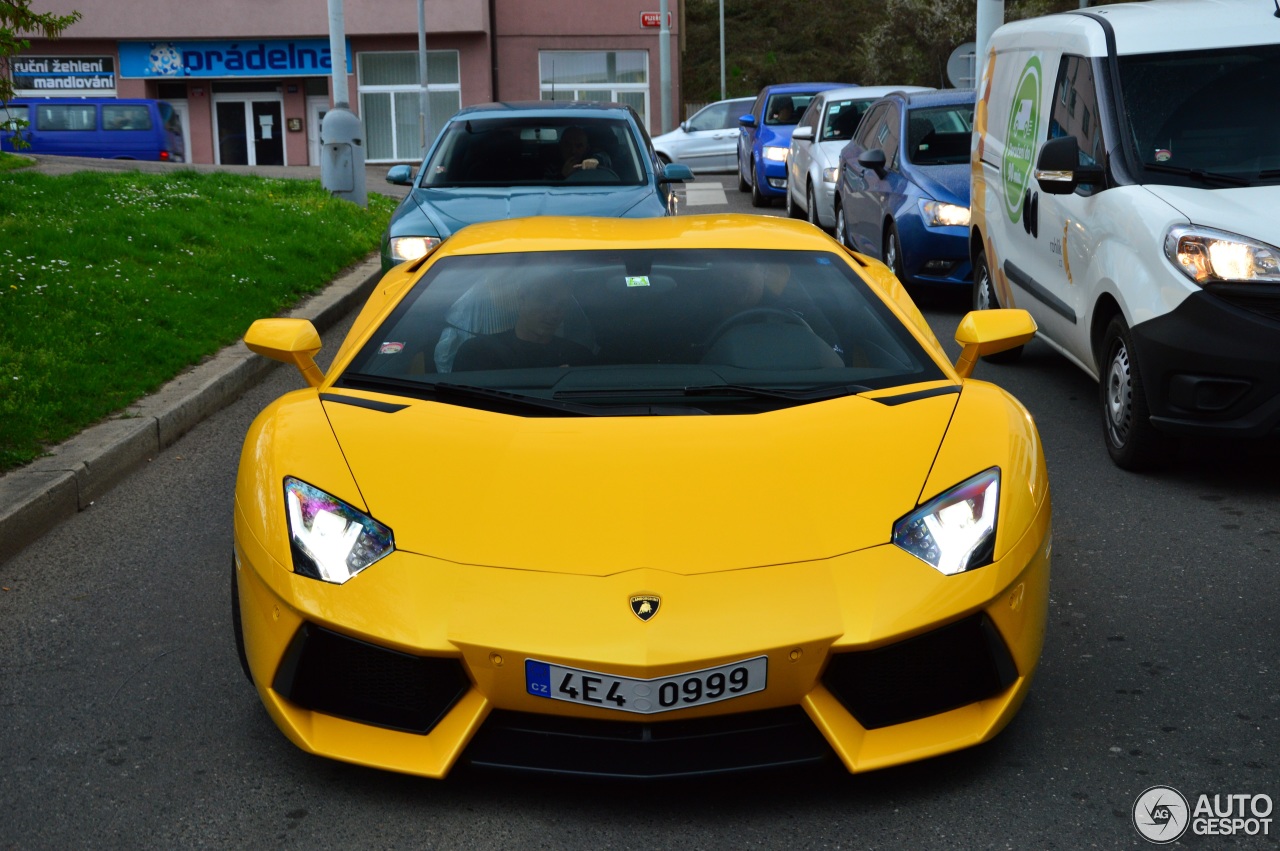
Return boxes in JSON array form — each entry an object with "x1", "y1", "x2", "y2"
[
  {"x1": 403, "y1": 185, "x2": 660, "y2": 237},
  {"x1": 909, "y1": 163, "x2": 970, "y2": 206}
]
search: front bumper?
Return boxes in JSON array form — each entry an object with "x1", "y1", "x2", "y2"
[
  {"x1": 234, "y1": 495, "x2": 1051, "y2": 779},
  {"x1": 1132, "y1": 287, "x2": 1280, "y2": 438},
  {"x1": 899, "y1": 218, "x2": 972, "y2": 287},
  {"x1": 757, "y1": 156, "x2": 789, "y2": 197}
]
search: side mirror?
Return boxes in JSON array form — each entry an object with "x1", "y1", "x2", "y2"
[
  {"x1": 659, "y1": 162, "x2": 694, "y2": 183},
  {"x1": 791, "y1": 125, "x2": 815, "y2": 142},
  {"x1": 1034, "y1": 136, "x2": 1106, "y2": 195},
  {"x1": 856, "y1": 148, "x2": 887, "y2": 175},
  {"x1": 385, "y1": 164, "x2": 414, "y2": 186},
  {"x1": 245, "y1": 318, "x2": 325, "y2": 387},
  {"x1": 739, "y1": 114, "x2": 757, "y2": 128},
  {"x1": 953, "y1": 309, "x2": 1037, "y2": 379},
  {"x1": 679, "y1": 121, "x2": 689, "y2": 132}
]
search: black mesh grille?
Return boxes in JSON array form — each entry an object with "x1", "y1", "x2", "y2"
[
  {"x1": 464, "y1": 706, "x2": 833, "y2": 779},
  {"x1": 272, "y1": 624, "x2": 469, "y2": 734},
  {"x1": 822, "y1": 613, "x2": 1019, "y2": 730},
  {"x1": 1209, "y1": 284, "x2": 1280, "y2": 323}
]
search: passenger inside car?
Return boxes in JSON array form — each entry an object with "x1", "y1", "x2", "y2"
[{"x1": 452, "y1": 277, "x2": 596, "y2": 371}]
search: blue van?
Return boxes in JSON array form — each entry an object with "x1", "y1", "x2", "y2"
[{"x1": 0, "y1": 97, "x2": 184, "y2": 162}]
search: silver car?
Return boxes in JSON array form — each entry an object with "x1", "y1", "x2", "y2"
[
  {"x1": 786, "y1": 86, "x2": 933, "y2": 230},
  {"x1": 651, "y1": 96, "x2": 754, "y2": 173}
]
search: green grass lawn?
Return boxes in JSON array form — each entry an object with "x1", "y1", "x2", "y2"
[{"x1": 0, "y1": 162, "x2": 398, "y2": 472}]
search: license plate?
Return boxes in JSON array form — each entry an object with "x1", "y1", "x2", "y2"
[{"x1": 525, "y1": 656, "x2": 767, "y2": 715}]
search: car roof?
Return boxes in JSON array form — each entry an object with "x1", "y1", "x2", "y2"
[
  {"x1": 900, "y1": 89, "x2": 976, "y2": 109},
  {"x1": 449, "y1": 101, "x2": 638, "y2": 120},
  {"x1": 815, "y1": 85, "x2": 934, "y2": 104},
  {"x1": 761, "y1": 82, "x2": 850, "y2": 95}
]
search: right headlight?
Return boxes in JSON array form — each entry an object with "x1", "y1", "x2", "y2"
[
  {"x1": 892, "y1": 468, "x2": 999, "y2": 576},
  {"x1": 389, "y1": 235, "x2": 442, "y2": 264},
  {"x1": 284, "y1": 477, "x2": 394, "y2": 584},
  {"x1": 1164, "y1": 225, "x2": 1280, "y2": 285}
]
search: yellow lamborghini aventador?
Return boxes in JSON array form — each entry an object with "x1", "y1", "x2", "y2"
[{"x1": 232, "y1": 214, "x2": 1050, "y2": 779}]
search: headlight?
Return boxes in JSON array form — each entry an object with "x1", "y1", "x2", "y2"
[
  {"x1": 822, "y1": 166, "x2": 839, "y2": 184},
  {"x1": 919, "y1": 199, "x2": 970, "y2": 228},
  {"x1": 1164, "y1": 225, "x2": 1280, "y2": 285},
  {"x1": 284, "y1": 477, "x2": 394, "y2": 584},
  {"x1": 763, "y1": 146, "x2": 788, "y2": 163},
  {"x1": 389, "y1": 235, "x2": 442, "y2": 264},
  {"x1": 892, "y1": 468, "x2": 999, "y2": 576}
]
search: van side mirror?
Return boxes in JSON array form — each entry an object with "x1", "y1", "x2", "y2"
[
  {"x1": 1035, "y1": 136, "x2": 1106, "y2": 195},
  {"x1": 857, "y1": 148, "x2": 887, "y2": 175}
]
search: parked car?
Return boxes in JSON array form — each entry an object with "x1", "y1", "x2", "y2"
[
  {"x1": 0, "y1": 97, "x2": 184, "y2": 161},
  {"x1": 651, "y1": 96, "x2": 754, "y2": 172},
  {"x1": 834, "y1": 89, "x2": 976, "y2": 290},
  {"x1": 972, "y1": 0, "x2": 1280, "y2": 470},
  {"x1": 380, "y1": 101, "x2": 693, "y2": 271},
  {"x1": 235, "y1": 213, "x2": 1047, "y2": 780},
  {"x1": 736, "y1": 82, "x2": 849, "y2": 207},
  {"x1": 787, "y1": 86, "x2": 933, "y2": 230}
]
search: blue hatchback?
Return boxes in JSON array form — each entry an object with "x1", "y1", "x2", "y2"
[
  {"x1": 833, "y1": 89, "x2": 975, "y2": 289},
  {"x1": 381, "y1": 102, "x2": 692, "y2": 271},
  {"x1": 736, "y1": 82, "x2": 849, "y2": 207}
]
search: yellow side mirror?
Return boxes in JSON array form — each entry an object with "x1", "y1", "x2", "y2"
[
  {"x1": 244, "y1": 318, "x2": 325, "y2": 387},
  {"x1": 953, "y1": 309, "x2": 1037, "y2": 379}
]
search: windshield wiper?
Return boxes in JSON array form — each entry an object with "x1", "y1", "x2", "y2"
[
  {"x1": 341, "y1": 374, "x2": 601, "y2": 416},
  {"x1": 555, "y1": 383, "x2": 870, "y2": 403},
  {"x1": 1140, "y1": 162, "x2": 1249, "y2": 186}
]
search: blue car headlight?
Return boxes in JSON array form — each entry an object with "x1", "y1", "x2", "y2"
[
  {"x1": 919, "y1": 199, "x2": 971, "y2": 228},
  {"x1": 892, "y1": 468, "x2": 999, "y2": 575},
  {"x1": 284, "y1": 477, "x2": 394, "y2": 584},
  {"x1": 763, "y1": 145, "x2": 788, "y2": 163}
]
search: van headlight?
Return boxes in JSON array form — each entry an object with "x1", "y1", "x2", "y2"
[
  {"x1": 1165, "y1": 226, "x2": 1280, "y2": 285},
  {"x1": 892, "y1": 469, "x2": 999, "y2": 575},
  {"x1": 284, "y1": 477, "x2": 394, "y2": 584}
]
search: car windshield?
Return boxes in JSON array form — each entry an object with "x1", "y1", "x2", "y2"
[
  {"x1": 822, "y1": 99, "x2": 874, "y2": 142},
  {"x1": 338, "y1": 248, "x2": 946, "y2": 415},
  {"x1": 905, "y1": 104, "x2": 974, "y2": 165},
  {"x1": 418, "y1": 116, "x2": 647, "y2": 187},
  {"x1": 1119, "y1": 44, "x2": 1280, "y2": 185}
]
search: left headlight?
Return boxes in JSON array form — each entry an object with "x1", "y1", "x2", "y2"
[
  {"x1": 822, "y1": 166, "x2": 840, "y2": 184},
  {"x1": 284, "y1": 477, "x2": 394, "y2": 584},
  {"x1": 763, "y1": 145, "x2": 789, "y2": 163},
  {"x1": 389, "y1": 235, "x2": 442, "y2": 264},
  {"x1": 919, "y1": 199, "x2": 971, "y2": 228},
  {"x1": 1164, "y1": 225, "x2": 1280, "y2": 285},
  {"x1": 892, "y1": 468, "x2": 999, "y2": 576}
]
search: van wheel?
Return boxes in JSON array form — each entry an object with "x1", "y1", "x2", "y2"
[
  {"x1": 1100, "y1": 315, "x2": 1175, "y2": 471},
  {"x1": 231, "y1": 556, "x2": 253, "y2": 684},
  {"x1": 750, "y1": 162, "x2": 768, "y2": 207},
  {"x1": 973, "y1": 249, "x2": 1024, "y2": 363}
]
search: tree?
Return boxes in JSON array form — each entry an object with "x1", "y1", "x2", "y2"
[{"x1": 2, "y1": 0, "x2": 82, "y2": 144}]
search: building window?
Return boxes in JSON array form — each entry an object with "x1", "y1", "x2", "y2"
[
  {"x1": 539, "y1": 51, "x2": 648, "y2": 125},
  {"x1": 358, "y1": 50, "x2": 461, "y2": 163}
]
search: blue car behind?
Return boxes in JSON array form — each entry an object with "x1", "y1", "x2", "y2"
[
  {"x1": 834, "y1": 89, "x2": 976, "y2": 290},
  {"x1": 736, "y1": 82, "x2": 849, "y2": 207},
  {"x1": 381, "y1": 101, "x2": 691, "y2": 271}
]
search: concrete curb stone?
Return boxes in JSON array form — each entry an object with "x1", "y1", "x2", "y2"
[{"x1": 0, "y1": 254, "x2": 384, "y2": 565}]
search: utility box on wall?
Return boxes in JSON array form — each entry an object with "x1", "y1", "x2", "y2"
[{"x1": 320, "y1": 107, "x2": 366, "y2": 206}]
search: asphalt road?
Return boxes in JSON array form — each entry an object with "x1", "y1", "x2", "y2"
[{"x1": 2, "y1": 175, "x2": 1277, "y2": 850}]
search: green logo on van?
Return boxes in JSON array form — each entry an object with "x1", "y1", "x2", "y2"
[{"x1": 1002, "y1": 57, "x2": 1042, "y2": 224}]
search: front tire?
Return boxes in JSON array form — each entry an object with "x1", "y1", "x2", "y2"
[
  {"x1": 231, "y1": 557, "x2": 253, "y2": 684},
  {"x1": 973, "y1": 249, "x2": 1024, "y2": 363},
  {"x1": 786, "y1": 180, "x2": 805, "y2": 218},
  {"x1": 1100, "y1": 315, "x2": 1175, "y2": 471},
  {"x1": 750, "y1": 161, "x2": 768, "y2": 208},
  {"x1": 884, "y1": 221, "x2": 905, "y2": 281},
  {"x1": 834, "y1": 200, "x2": 850, "y2": 248},
  {"x1": 737, "y1": 155, "x2": 750, "y2": 193},
  {"x1": 807, "y1": 184, "x2": 821, "y2": 229}
]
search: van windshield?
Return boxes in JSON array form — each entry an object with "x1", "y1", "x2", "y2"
[{"x1": 1119, "y1": 44, "x2": 1280, "y2": 185}]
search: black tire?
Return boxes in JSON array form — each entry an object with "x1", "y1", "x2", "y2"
[
  {"x1": 750, "y1": 161, "x2": 768, "y2": 207},
  {"x1": 807, "y1": 184, "x2": 821, "y2": 229},
  {"x1": 1099, "y1": 315, "x2": 1175, "y2": 471},
  {"x1": 884, "y1": 221, "x2": 906, "y2": 281},
  {"x1": 972, "y1": 249, "x2": 1024, "y2": 363},
  {"x1": 834, "y1": 200, "x2": 850, "y2": 248},
  {"x1": 786, "y1": 180, "x2": 805, "y2": 218},
  {"x1": 737, "y1": 155, "x2": 750, "y2": 193},
  {"x1": 231, "y1": 556, "x2": 254, "y2": 684}
]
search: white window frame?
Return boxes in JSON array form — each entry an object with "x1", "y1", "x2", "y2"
[
  {"x1": 357, "y1": 50, "x2": 461, "y2": 163},
  {"x1": 538, "y1": 50, "x2": 649, "y2": 126}
]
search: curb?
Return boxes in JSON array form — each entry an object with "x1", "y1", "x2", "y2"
[{"x1": 0, "y1": 255, "x2": 384, "y2": 566}]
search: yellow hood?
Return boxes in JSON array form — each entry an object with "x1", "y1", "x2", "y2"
[{"x1": 324, "y1": 391, "x2": 958, "y2": 575}]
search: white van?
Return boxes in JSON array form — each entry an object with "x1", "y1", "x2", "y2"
[{"x1": 971, "y1": 0, "x2": 1280, "y2": 470}]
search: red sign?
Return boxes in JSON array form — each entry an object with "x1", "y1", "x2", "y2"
[{"x1": 640, "y1": 11, "x2": 671, "y2": 28}]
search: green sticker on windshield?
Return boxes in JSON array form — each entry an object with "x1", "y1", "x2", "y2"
[
  {"x1": 625, "y1": 276, "x2": 650, "y2": 288},
  {"x1": 1002, "y1": 56, "x2": 1042, "y2": 224}
]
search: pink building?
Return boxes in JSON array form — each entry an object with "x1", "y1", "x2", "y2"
[{"x1": 16, "y1": 0, "x2": 683, "y2": 166}]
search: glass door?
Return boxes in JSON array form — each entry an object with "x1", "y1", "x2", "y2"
[
  {"x1": 215, "y1": 101, "x2": 249, "y2": 165},
  {"x1": 214, "y1": 96, "x2": 286, "y2": 166},
  {"x1": 251, "y1": 101, "x2": 284, "y2": 166}
]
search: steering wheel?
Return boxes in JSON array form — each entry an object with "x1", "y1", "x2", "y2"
[
  {"x1": 565, "y1": 165, "x2": 619, "y2": 182},
  {"x1": 703, "y1": 307, "x2": 814, "y2": 348}
]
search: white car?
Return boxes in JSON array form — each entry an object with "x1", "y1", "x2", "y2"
[
  {"x1": 972, "y1": 0, "x2": 1280, "y2": 470},
  {"x1": 787, "y1": 86, "x2": 933, "y2": 230},
  {"x1": 651, "y1": 97, "x2": 754, "y2": 173}
]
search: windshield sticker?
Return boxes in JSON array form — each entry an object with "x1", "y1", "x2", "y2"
[
  {"x1": 625, "y1": 276, "x2": 651, "y2": 288},
  {"x1": 379, "y1": 341, "x2": 405, "y2": 355},
  {"x1": 1002, "y1": 56, "x2": 1042, "y2": 225}
]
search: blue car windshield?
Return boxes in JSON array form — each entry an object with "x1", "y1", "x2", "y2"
[
  {"x1": 339, "y1": 249, "x2": 946, "y2": 414},
  {"x1": 419, "y1": 116, "x2": 647, "y2": 188}
]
